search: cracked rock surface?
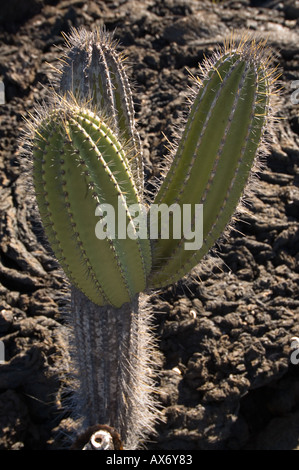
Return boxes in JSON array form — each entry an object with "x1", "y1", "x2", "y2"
[{"x1": 0, "y1": 0, "x2": 298, "y2": 450}]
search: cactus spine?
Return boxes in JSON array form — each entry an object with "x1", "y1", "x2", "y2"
[{"x1": 28, "y1": 28, "x2": 277, "y2": 448}]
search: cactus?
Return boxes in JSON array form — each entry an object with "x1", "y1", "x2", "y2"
[{"x1": 26, "y1": 28, "x2": 278, "y2": 449}]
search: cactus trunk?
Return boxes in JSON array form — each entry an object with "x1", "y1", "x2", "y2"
[{"x1": 69, "y1": 288, "x2": 157, "y2": 450}]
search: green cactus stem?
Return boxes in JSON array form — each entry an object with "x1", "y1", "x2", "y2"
[
  {"x1": 148, "y1": 39, "x2": 275, "y2": 288},
  {"x1": 58, "y1": 27, "x2": 144, "y2": 197},
  {"x1": 32, "y1": 101, "x2": 151, "y2": 308}
]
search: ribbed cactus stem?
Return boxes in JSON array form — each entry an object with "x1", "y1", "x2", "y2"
[
  {"x1": 70, "y1": 288, "x2": 158, "y2": 450},
  {"x1": 32, "y1": 101, "x2": 151, "y2": 308},
  {"x1": 59, "y1": 27, "x2": 144, "y2": 197},
  {"x1": 148, "y1": 41, "x2": 274, "y2": 288}
]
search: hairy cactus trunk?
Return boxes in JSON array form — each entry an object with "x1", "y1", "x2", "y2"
[{"x1": 69, "y1": 289, "x2": 157, "y2": 450}]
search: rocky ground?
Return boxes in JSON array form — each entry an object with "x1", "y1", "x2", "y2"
[{"x1": 0, "y1": 0, "x2": 299, "y2": 450}]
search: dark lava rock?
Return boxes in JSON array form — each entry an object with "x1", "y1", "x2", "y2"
[{"x1": 0, "y1": 0, "x2": 298, "y2": 451}]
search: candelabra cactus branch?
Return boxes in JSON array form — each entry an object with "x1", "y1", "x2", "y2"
[
  {"x1": 32, "y1": 99, "x2": 151, "y2": 308},
  {"x1": 58, "y1": 27, "x2": 144, "y2": 196},
  {"x1": 25, "y1": 28, "x2": 279, "y2": 449},
  {"x1": 148, "y1": 38, "x2": 272, "y2": 287}
]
